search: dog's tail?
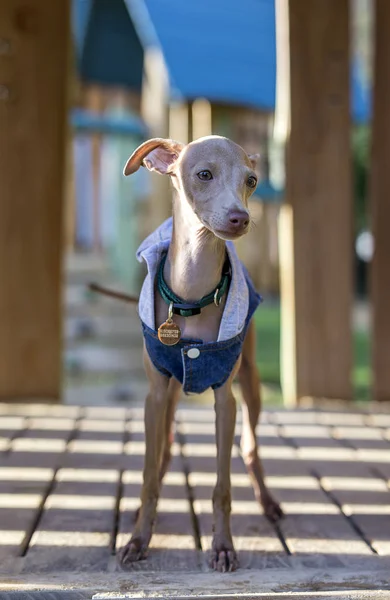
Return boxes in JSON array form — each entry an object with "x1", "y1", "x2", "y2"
[{"x1": 88, "y1": 283, "x2": 139, "y2": 304}]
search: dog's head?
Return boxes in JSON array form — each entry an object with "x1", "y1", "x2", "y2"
[{"x1": 124, "y1": 135, "x2": 259, "y2": 241}]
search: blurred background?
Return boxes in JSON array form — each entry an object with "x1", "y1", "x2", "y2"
[
  {"x1": 63, "y1": 0, "x2": 373, "y2": 406},
  {"x1": 0, "y1": 0, "x2": 380, "y2": 407}
]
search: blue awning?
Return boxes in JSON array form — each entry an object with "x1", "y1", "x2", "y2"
[{"x1": 70, "y1": 108, "x2": 147, "y2": 136}]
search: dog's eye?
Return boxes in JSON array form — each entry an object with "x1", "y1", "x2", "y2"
[
  {"x1": 246, "y1": 176, "x2": 257, "y2": 189},
  {"x1": 197, "y1": 170, "x2": 213, "y2": 181}
]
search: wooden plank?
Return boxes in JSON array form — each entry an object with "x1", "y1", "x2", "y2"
[
  {"x1": 0, "y1": 466, "x2": 53, "y2": 571},
  {"x1": 22, "y1": 412, "x2": 124, "y2": 573},
  {"x1": 178, "y1": 409, "x2": 288, "y2": 570},
  {"x1": 332, "y1": 425, "x2": 387, "y2": 449},
  {"x1": 321, "y1": 474, "x2": 390, "y2": 557},
  {"x1": 117, "y1": 416, "x2": 199, "y2": 571},
  {"x1": 0, "y1": 405, "x2": 118, "y2": 572},
  {"x1": 0, "y1": 404, "x2": 79, "y2": 418},
  {"x1": 368, "y1": 413, "x2": 390, "y2": 428},
  {"x1": 1, "y1": 406, "x2": 389, "y2": 577},
  {"x1": 0, "y1": 415, "x2": 26, "y2": 452},
  {"x1": 1, "y1": 424, "x2": 77, "y2": 471},
  {"x1": 273, "y1": 411, "x2": 389, "y2": 567},
  {"x1": 370, "y1": 0, "x2": 390, "y2": 402},
  {"x1": 323, "y1": 417, "x2": 390, "y2": 556},
  {"x1": 22, "y1": 469, "x2": 119, "y2": 573},
  {"x1": 0, "y1": 411, "x2": 79, "y2": 573},
  {"x1": 279, "y1": 0, "x2": 353, "y2": 403},
  {"x1": 0, "y1": 0, "x2": 70, "y2": 399},
  {"x1": 66, "y1": 412, "x2": 126, "y2": 470},
  {"x1": 264, "y1": 411, "x2": 380, "y2": 568}
]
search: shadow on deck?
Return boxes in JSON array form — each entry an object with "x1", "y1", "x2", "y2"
[{"x1": 0, "y1": 403, "x2": 390, "y2": 597}]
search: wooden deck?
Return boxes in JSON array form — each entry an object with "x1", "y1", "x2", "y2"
[{"x1": 0, "y1": 402, "x2": 390, "y2": 597}]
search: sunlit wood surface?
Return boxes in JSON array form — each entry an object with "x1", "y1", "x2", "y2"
[{"x1": 0, "y1": 403, "x2": 390, "y2": 596}]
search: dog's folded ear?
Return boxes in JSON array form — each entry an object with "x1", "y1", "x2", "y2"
[
  {"x1": 247, "y1": 153, "x2": 260, "y2": 170},
  {"x1": 124, "y1": 138, "x2": 185, "y2": 176}
]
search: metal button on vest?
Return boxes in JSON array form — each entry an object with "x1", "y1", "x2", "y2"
[{"x1": 187, "y1": 348, "x2": 200, "y2": 359}]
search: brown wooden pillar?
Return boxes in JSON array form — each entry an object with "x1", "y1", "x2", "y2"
[
  {"x1": 279, "y1": 0, "x2": 353, "y2": 404},
  {"x1": 370, "y1": 0, "x2": 390, "y2": 402},
  {"x1": 192, "y1": 99, "x2": 212, "y2": 141},
  {"x1": 169, "y1": 102, "x2": 190, "y2": 144},
  {"x1": 141, "y1": 49, "x2": 171, "y2": 236},
  {"x1": 0, "y1": 0, "x2": 70, "y2": 400}
]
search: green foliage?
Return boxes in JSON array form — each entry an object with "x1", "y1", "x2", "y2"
[
  {"x1": 255, "y1": 304, "x2": 371, "y2": 402},
  {"x1": 253, "y1": 127, "x2": 373, "y2": 403},
  {"x1": 255, "y1": 304, "x2": 281, "y2": 385},
  {"x1": 352, "y1": 125, "x2": 371, "y2": 233}
]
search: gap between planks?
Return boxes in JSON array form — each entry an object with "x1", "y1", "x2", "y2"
[{"x1": 1, "y1": 404, "x2": 390, "y2": 574}]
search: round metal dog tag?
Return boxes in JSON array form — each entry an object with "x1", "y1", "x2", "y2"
[
  {"x1": 158, "y1": 302, "x2": 181, "y2": 346},
  {"x1": 158, "y1": 320, "x2": 181, "y2": 345}
]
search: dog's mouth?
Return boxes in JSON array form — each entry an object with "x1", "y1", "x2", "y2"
[
  {"x1": 213, "y1": 229, "x2": 244, "y2": 242},
  {"x1": 199, "y1": 216, "x2": 249, "y2": 241},
  {"x1": 213, "y1": 228, "x2": 249, "y2": 241}
]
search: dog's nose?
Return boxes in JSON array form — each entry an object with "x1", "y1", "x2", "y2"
[{"x1": 228, "y1": 211, "x2": 250, "y2": 233}]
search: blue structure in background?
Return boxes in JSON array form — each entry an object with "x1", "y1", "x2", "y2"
[
  {"x1": 71, "y1": 0, "x2": 93, "y2": 63},
  {"x1": 351, "y1": 62, "x2": 372, "y2": 124},
  {"x1": 125, "y1": 0, "x2": 276, "y2": 110},
  {"x1": 71, "y1": 108, "x2": 147, "y2": 137},
  {"x1": 82, "y1": 0, "x2": 144, "y2": 89},
  {"x1": 71, "y1": 107, "x2": 148, "y2": 291},
  {"x1": 72, "y1": 0, "x2": 371, "y2": 121},
  {"x1": 70, "y1": 0, "x2": 372, "y2": 295},
  {"x1": 70, "y1": 0, "x2": 372, "y2": 219}
]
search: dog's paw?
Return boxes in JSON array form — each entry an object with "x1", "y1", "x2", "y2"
[
  {"x1": 119, "y1": 537, "x2": 148, "y2": 565},
  {"x1": 210, "y1": 539, "x2": 239, "y2": 572}
]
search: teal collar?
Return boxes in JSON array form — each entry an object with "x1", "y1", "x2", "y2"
[{"x1": 157, "y1": 253, "x2": 231, "y2": 317}]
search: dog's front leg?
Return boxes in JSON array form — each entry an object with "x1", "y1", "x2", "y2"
[
  {"x1": 120, "y1": 350, "x2": 170, "y2": 564},
  {"x1": 210, "y1": 363, "x2": 240, "y2": 572}
]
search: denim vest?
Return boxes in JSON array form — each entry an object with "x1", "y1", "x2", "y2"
[{"x1": 136, "y1": 219, "x2": 262, "y2": 395}]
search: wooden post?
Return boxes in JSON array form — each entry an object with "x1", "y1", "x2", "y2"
[
  {"x1": 370, "y1": 0, "x2": 390, "y2": 402},
  {"x1": 64, "y1": 137, "x2": 76, "y2": 253},
  {"x1": 141, "y1": 48, "x2": 170, "y2": 235},
  {"x1": 83, "y1": 85, "x2": 104, "y2": 253},
  {"x1": 279, "y1": 0, "x2": 353, "y2": 403},
  {"x1": 192, "y1": 99, "x2": 212, "y2": 140},
  {"x1": 169, "y1": 102, "x2": 190, "y2": 144},
  {"x1": 0, "y1": 0, "x2": 70, "y2": 400}
]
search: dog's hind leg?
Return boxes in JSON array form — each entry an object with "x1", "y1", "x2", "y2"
[{"x1": 238, "y1": 319, "x2": 283, "y2": 522}]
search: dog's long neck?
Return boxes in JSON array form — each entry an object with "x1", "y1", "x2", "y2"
[{"x1": 165, "y1": 191, "x2": 226, "y2": 302}]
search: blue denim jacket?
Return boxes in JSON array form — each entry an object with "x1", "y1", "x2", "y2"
[{"x1": 136, "y1": 219, "x2": 262, "y2": 394}]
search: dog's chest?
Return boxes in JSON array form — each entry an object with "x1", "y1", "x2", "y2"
[{"x1": 154, "y1": 294, "x2": 226, "y2": 343}]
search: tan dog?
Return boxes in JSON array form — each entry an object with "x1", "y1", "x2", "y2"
[{"x1": 120, "y1": 136, "x2": 282, "y2": 572}]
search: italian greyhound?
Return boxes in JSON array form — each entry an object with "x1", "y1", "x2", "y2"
[{"x1": 113, "y1": 136, "x2": 282, "y2": 572}]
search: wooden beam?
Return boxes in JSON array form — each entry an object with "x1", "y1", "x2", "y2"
[
  {"x1": 64, "y1": 138, "x2": 76, "y2": 253},
  {"x1": 192, "y1": 99, "x2": 212, "y2": 140},
  {"x1": 83, "y1": 85, "x2": 104, "y2": 253},
  {"x1": 280, "y1": 0, "x2": 353, "y2": 403},
  {"x1": 141, "y1": 48, "x2": 170, "y2": 235},
  {"x1": 370, "y1": 0, "x2": 390, "y2": 402},
  {"x1": 169, "y1": 102, "x2": 190, "y2": 144},
  {"x1": 0, "y1": 0, "x2": 70, "y2": 400}
]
